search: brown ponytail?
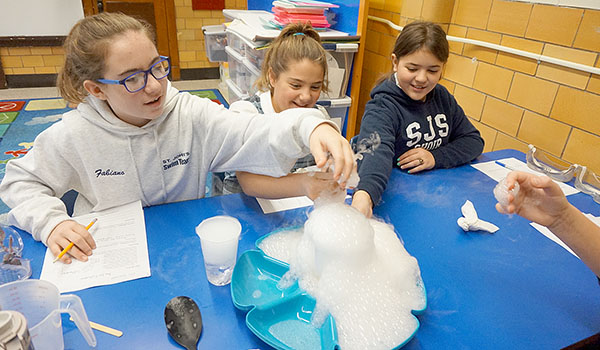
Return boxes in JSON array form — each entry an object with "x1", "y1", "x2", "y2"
[{"x1": 256, "y1": 22, "x2": 329, "y2": 94}]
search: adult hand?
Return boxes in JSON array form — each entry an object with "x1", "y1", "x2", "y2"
[
  {"x1": 309, "y1": 123, "x2": 355, "y2": 187},
  {"x1": 495, "y1": 171, "x2": 569, "y2": 228},
  {"x1": 351, "y1": 190, "x2": 373, "y2": 218},
  {"x1": 46, "y1": 220, "x2": 96, "y2": 264},
  {"x1": 397, "y1": 148, "x2": 435, "y2": 173}
]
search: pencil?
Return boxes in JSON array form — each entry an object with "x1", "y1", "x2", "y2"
[{"x1": 53, "y1": 218, "x2": 97, "y2": 263}]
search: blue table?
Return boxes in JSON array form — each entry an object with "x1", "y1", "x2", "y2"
[{"x1": 19, "y1": 149, "x2": 600, "y2": 349}]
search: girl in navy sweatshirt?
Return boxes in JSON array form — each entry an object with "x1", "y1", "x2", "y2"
[{"x1": 351, "y1": 21, "x2": 484, "y2": 217}]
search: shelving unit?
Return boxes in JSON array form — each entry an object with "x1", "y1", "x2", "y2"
[{"x1": 202, "y1": 6, "x2": 364, "y2": 136}]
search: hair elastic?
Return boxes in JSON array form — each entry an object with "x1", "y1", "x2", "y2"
[{"x1": 293, "y1": 32, "x2": 305, "y2": 36}]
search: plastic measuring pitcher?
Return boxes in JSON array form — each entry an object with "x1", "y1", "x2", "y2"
[{"x1": 0, "y1": 279, "x2": 97, "y2": 350}]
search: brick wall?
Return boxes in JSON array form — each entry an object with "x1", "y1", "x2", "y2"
[
  {"x1": 0, "y1": 46, "x2": 65, "y2": 76},
  {"x1": 360, "y1": 0, "x2": 600, "y2": 174},
  {"x1": 0, "y1": 0, "x2": 247, "y2": 82},
  {"x1": 174, "y1": 0, "x2": 246, "y2": 70}
]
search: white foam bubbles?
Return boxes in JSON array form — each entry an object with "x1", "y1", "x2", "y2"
[
  {"x1": 306, "y1": 201, "x2": 375, "y2": 277},
  {"x1": 258, "y1": 227, "x2": 303, "y2": 264},
  {"x1": 258, "y1": 193, "x2": 426, "y2": 349}
]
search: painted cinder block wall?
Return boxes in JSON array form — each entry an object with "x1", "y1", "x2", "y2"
[
  {"x1": 0, "y1": 46, "x2": 65, "y2": 77},
  {"x1": 0, "y1": 0, "x2": 247, "y2": 82},
  {"x1": 360, "y1": 0, "x2": 600, "y2": 174},
  {"x1": 174, "y1": 0, "x2": 246, "y2": 70}
]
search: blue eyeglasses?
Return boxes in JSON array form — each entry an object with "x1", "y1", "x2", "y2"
[{"x1": 97, "y1": 56, "x2": 171, "y2": 93}]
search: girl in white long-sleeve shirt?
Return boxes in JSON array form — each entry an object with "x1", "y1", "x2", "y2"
[
  {"x1": 0, "y1": 12, "x2": 354, "y2": 264},
  {"x1": 224, "y1": 22, "x2": 337, "y2": 200}
]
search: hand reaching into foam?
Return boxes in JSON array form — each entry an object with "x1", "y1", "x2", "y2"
[
  {"x1": 351, "y1": 190, "x2": 373, "y2": 218},
  {"x1": 309, "y1": 124, "x2": 355, "y2": 188}
]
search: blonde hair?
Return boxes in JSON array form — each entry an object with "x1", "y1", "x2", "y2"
[
  {"x1": 256, "y1": 23, "x2": 329, "y2": 93},
  {"x1": 57, "y1": 12, "x2": 155, "y2": 104}
]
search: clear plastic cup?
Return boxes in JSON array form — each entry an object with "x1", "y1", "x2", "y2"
[
  {"x1": 0, "y1": 258, "x2": 31, "y2": 285},
  {"x1": 0, "y1": 225, "x2": 31, "y2": 285},
  {"x1": 0, "y1": 279, "x2": 96, "y2": 350},
  {"x1": 195, "y1": 216, "x2": 242, "y2": 286}
]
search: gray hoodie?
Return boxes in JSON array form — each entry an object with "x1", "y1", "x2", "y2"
[{"x1": 0, "y1": 83, "x2": 335, "y2": 244}]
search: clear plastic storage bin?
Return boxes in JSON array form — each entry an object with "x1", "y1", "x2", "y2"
[
  {"x1": 243, "y1": 58, "x2": 261, "y2": 95},
  {"x1": 317, "y1": 96, "x2": 352, "y2": 132},
  {"x1": 225, "y1": 46, "x2": 248, "y2": 94},
  {"x1": 222, "y1": 27, "x2": 357, "y2": 98},
  {"x1": 236, "y1": 40, "x2": 358, "y2": 98},
  {"x1": 202, "y1": 24, "x2": 227, "y2": 62},
  {"x1": 245, "y1": 46, "x2": 267, "y2": 71},
  {"x1": 226, "y1": 30, "x2": 246, "y2": 57},
  {"x1": 225, "y1": 29, "x2": 269, "y2": 71},
  {"x1": 223, "y1": 77, "x2": 350, "y2": 136},
  {"x1": 323, "y1": 43, "x2": 358, "y2": 98},
  {"x1": 225, "y1": 78, "x2": 249, "y2": 104}
]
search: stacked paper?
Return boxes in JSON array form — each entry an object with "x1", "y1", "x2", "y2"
[{"x1": 271, "y1": 0, "x2": 339, "y2": 29}]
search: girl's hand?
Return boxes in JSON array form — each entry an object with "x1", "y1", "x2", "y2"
[
  {"x1": 300, "y1": 172, "x2": 339, "y2": 200},
  {"x1": 397, "y1": 148, "x2": 435, "y2": 173},
  {"x1": 351, "y1": 190, "x2": 373, "y2": 218},
  {"x1": 47, "y1": 220, "x2": 97, "y2": 264},
  {"x1": 309, "y1": 124, "x2": 355, "y2": 187},
  {"x1": 495, "y1": 171, "x2": 569, "y2": 229}
]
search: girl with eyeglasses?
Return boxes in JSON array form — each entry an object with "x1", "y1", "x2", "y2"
[
  {"x1": 0, "y1": 12, "x2": 355, "y2": 264},
  {"x1": 351, "y1": 21, "x2": 484, "y2": 218}
]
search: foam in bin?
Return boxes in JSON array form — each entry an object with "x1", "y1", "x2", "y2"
[{"x1": 234, "y1": 191, "x2": 426, "y2": 350}]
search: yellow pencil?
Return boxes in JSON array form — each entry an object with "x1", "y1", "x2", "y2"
[{"x1": 53, "y1": 218, "x2": 97, "y2": 263}]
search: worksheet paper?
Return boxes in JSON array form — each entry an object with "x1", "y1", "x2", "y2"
[
  {"x1": 327, "y1": 67, "x2": 346, "y2": 99},
  {"x1": 530, "y1": 214, "x2": 600, "y2": 259},
  {"x1": 40, "y1": 200, "x2": 151, "y2": 293},
  {"x1": 256, "y1": 194, "x2": 352, "y2": 214},
  {"x1": 530, "y1": 222, "x2": 579, "y2": 258},
  {"x1": 256, "y1": 196, "x2": 314, "y2": 214}
]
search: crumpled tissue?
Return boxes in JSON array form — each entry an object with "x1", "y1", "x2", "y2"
[{"x1": 457, "y1": 200, "x2": 499, "y2": 233}]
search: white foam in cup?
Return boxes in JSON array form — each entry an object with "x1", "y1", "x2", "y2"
[{"x1": 195, "y1": 216, "x2": 241, "y2": 286}]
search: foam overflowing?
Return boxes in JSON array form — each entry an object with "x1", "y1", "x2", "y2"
[
  {"x1": 257, "y1": 192, "x2": 425, "y2": 349},
  {"x1": 258, "y1": 227, "x2": 303, "y2": 264}
]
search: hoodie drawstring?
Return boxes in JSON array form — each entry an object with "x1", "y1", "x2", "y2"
[
  {"x1": 127, "y1": 137, "x2": 150, "y2": 206},
  {"x1": 153, "y1": 129, "x2": 168, "y2": 203}
]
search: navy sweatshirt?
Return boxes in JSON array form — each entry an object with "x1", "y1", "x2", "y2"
[{"x1": 355, "y1": 76, "x2": 484, "y2": 206}]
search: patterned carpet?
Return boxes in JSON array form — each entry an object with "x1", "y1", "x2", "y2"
[{"x1": 0, "y1": 89, "x2": 228, "y2": 214}]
